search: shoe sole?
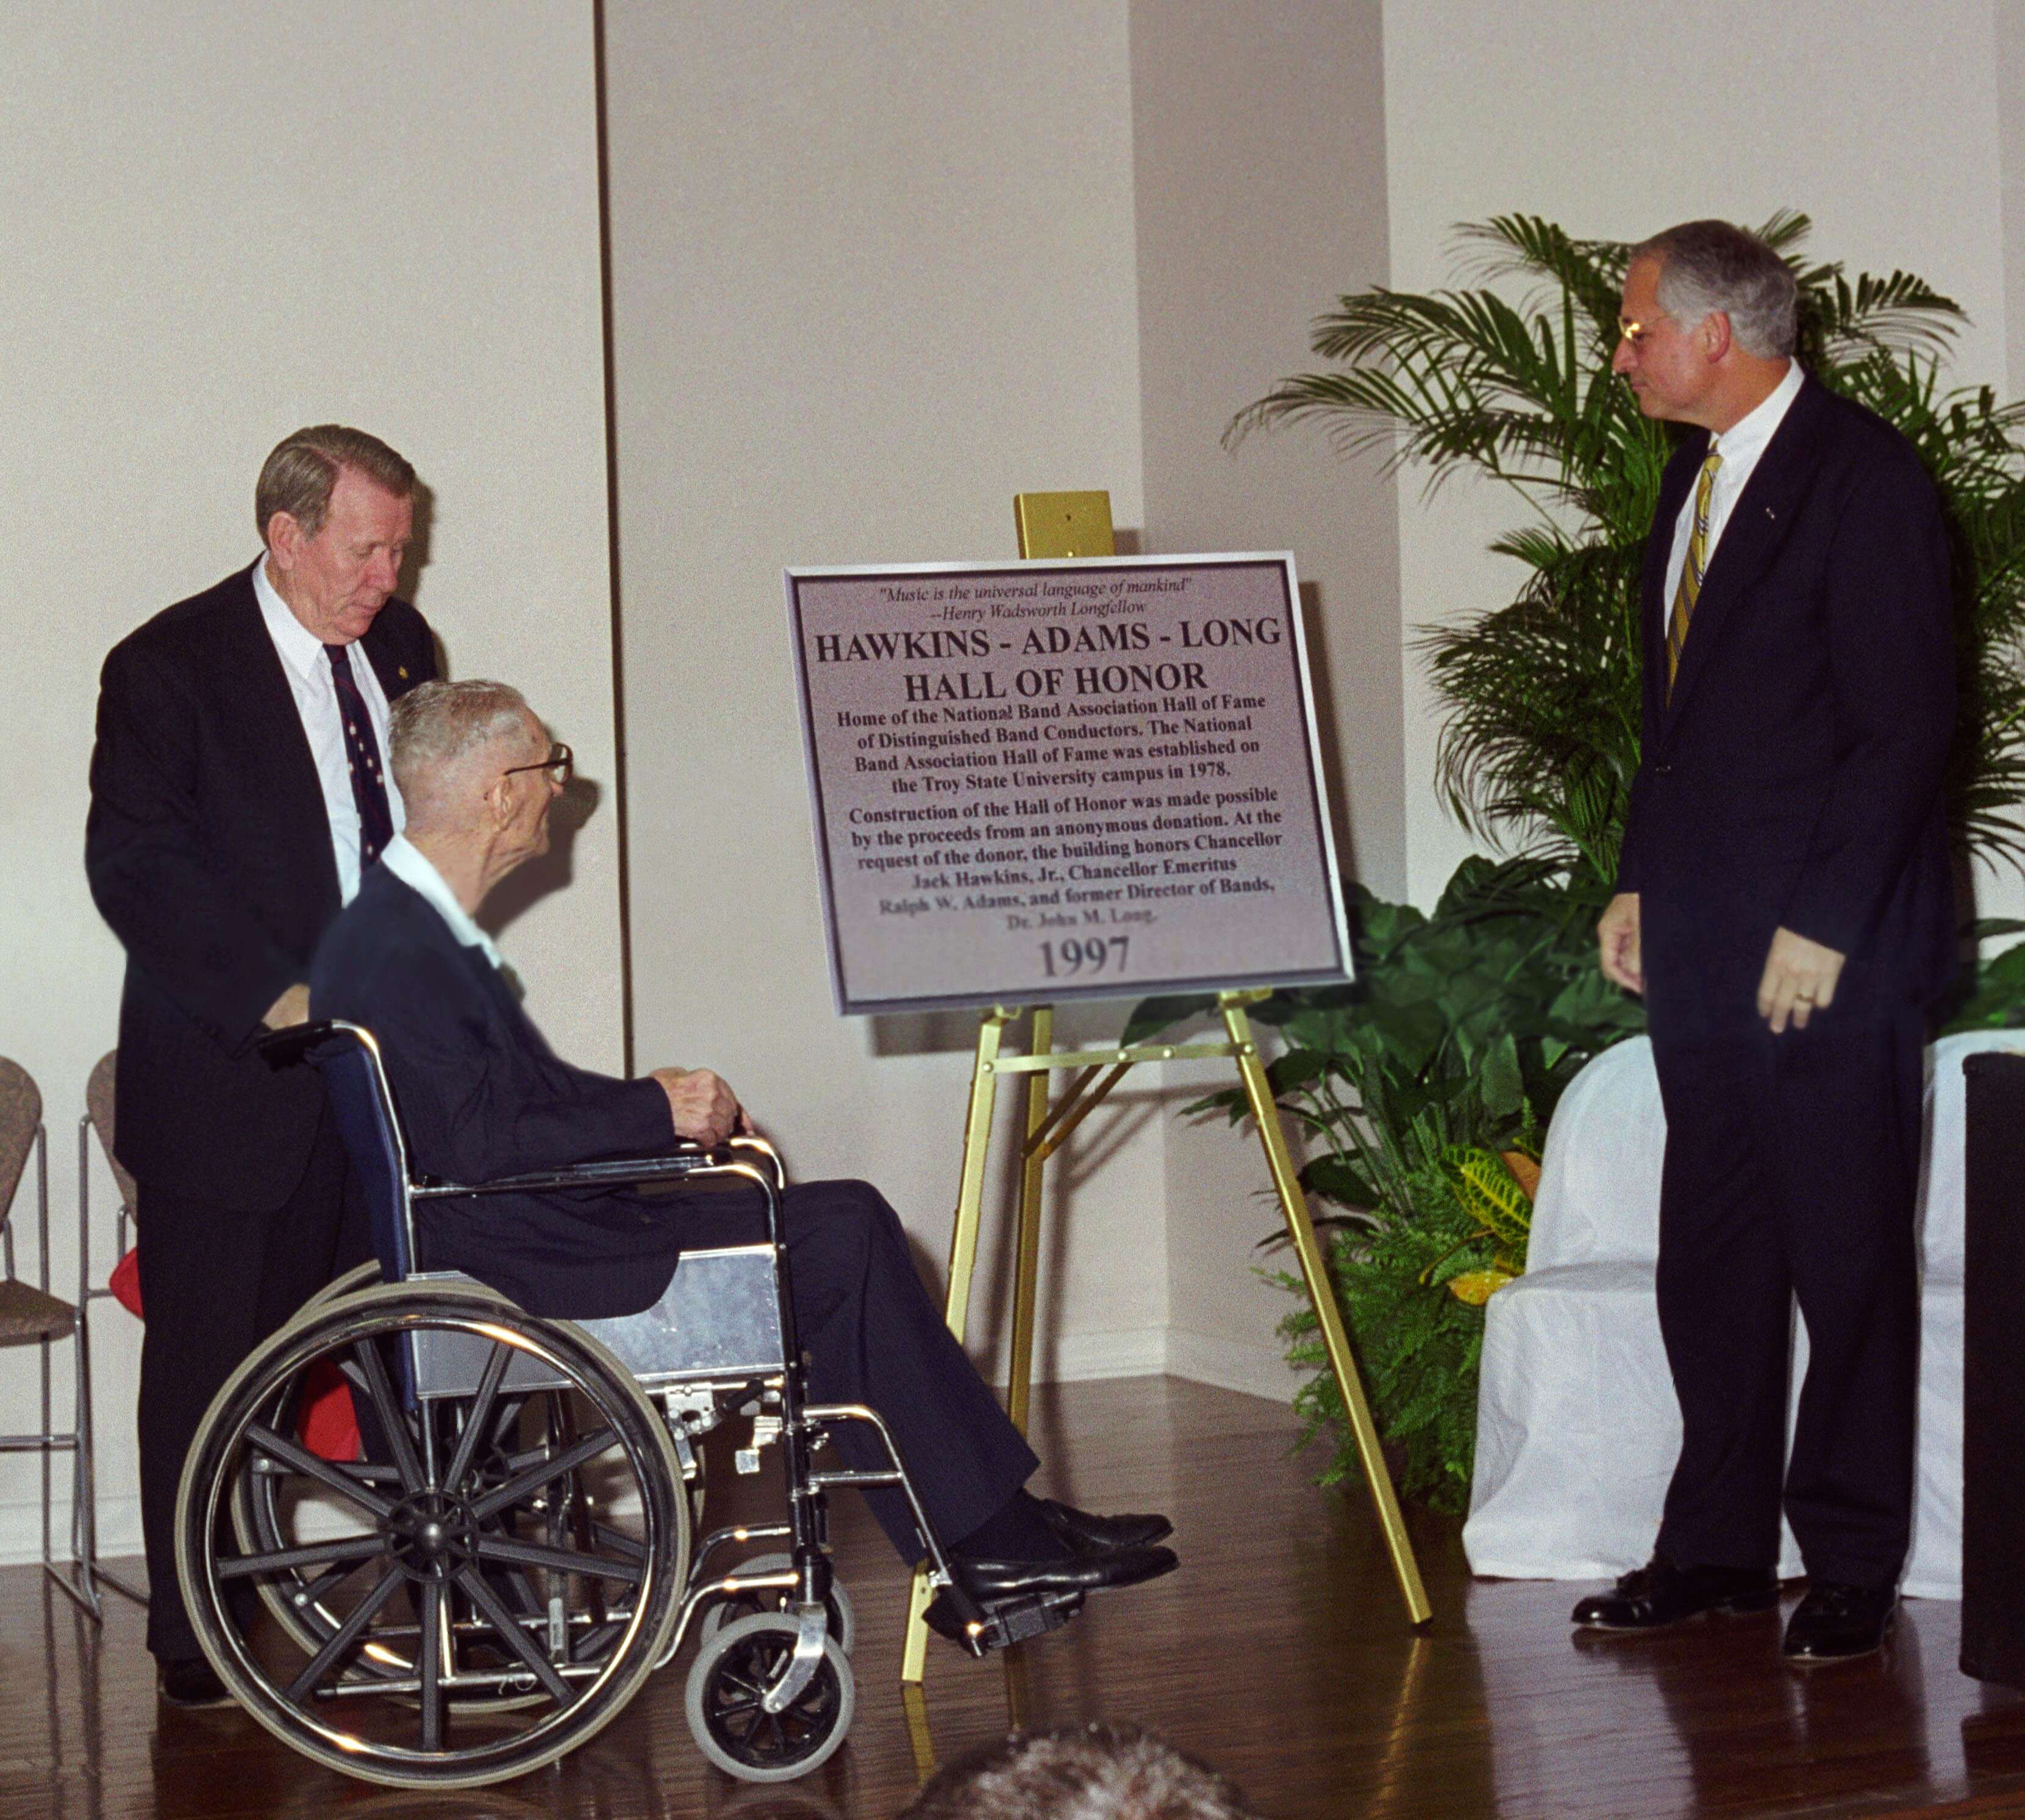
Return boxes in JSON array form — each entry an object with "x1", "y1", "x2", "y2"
[
  {"x1": 157, "y1": 1687, "x2": 236, "y2": 1711},
  {"x1": 1574, "y1": 1589, "x2": 1782, "y2": 1631},
  {"x1": 1782, "y1": 1617, "x2": 1896, "y2": 1666}
]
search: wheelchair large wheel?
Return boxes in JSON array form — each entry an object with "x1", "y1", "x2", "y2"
[
  {"x1": 684, "y1": 1611, "x2": 854, "y2": 1783},
  {"x1": 177, "y1": 1280, "x2": 687, "y2": 1789},
  {"x1": 246, "y1": 1262, "x2": 627, "y2": 1707},
  {"x1": 284, "y1": 1258, "x2": 385, "y2": 1326},
  {"x1": 230, "y1": 1368, "x2": 616, "y2": 1713}
]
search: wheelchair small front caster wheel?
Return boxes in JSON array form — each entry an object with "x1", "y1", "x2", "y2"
[
  {"x1": 698, "y1": 1552, "x2": 856, "y2": 1655},
  {"x1": 684, "y1": 1611, "x2": 854, "y2": 1783}
]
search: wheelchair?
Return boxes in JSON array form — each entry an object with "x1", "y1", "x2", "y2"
[{"x1": 172, "y1": 1020, "x2": 1005, "y2": 1790}]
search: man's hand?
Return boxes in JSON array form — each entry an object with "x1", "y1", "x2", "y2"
[
  {"x1": 1598, "y1": 893, "x2": 1643, "y2": 994},
  {"x1": 263, "y1": 983, "x2": 312, "y2": 1029},
  {"x1": 1758, "y1": 927, "x2": 1846, "y2": 1033},
  {"x1": 650, "y1": 1066, "x2": 743, "y2": 1148}
]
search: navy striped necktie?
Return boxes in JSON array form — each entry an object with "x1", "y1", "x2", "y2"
[{"x1": 323, "y1": 643, "x2": 395, "y2": 868}]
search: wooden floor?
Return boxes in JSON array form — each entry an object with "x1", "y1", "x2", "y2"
[{"x1": 7, "y1": 1375, "x2": 2025, "y2": 1820}]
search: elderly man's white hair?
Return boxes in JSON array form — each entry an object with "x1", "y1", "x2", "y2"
[
  {"x1": 389, "y1": 678, "x2": 535, "y2": 829},
  {"x1": 899, "y1": 1724, "x2": 1260, "y2": 1820}
]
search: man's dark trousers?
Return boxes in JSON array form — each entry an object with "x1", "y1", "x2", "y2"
[
  {"x1": 1649, "y1": 1008, "x2": 1924, "y2": 1588},
  {"x1": 651, "y1": 1177, "x2": 1037, "y2": 1560},
  {"x1": 134, "y1": 1118, "x2": 372, "y2": 1659}
]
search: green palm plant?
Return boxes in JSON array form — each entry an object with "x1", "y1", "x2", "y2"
[{"x1": 1228, "y1": 212, "x2": 2025, "y2": 884}]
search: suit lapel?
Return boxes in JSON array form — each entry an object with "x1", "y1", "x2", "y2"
[
  {"x1": 1661, "y1": 377, "x2": 1827, "y2": 734},
  {"x1": 359, "y1": 608, "x2": 421, "y2": 700},
  {"x1": 226, "y1": 566, "x2": 343, "y2": 914}
]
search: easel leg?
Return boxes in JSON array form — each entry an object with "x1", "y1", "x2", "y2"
[
  {"x1": 1221, "y1": 999, "x2": 1433, "y2": 1626},
  {"x1": 901, "y1": 1680, "x2": 937, "y2": 1784},
  {"x1": 1005, "y1": 1005, "x2": 1052, "y2": 1436},
  {"x1": 903, "y1": 1005, "x2": 1013, "y2": 1685}
]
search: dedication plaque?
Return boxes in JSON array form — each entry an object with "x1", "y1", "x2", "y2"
[{"x1": 785, "y1": 555, "x2": 1352, "y2": 1015}]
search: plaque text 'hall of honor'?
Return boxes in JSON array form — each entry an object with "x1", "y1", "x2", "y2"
[{"x1": 785, "y1": 554, "x2": 1352, "y2": 1014}]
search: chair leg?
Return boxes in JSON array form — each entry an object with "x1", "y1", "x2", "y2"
[
  {"x1": 70, "y1": 1117, "x2": 146, "y2": 1611},
  {"x1": 39, "y1": 1331, "x2": 54, "y2": 1574},
  {"x1": 43, "y1": 1314, "x2": 102, "y2": 1623},
  {"x1": 73, "y1": 1304, "x2": 146, "y2": 1611}
]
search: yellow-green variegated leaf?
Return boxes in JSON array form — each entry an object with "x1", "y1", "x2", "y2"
[
  {"x1": 1447, "y1": 1268, "x2": 1515, "y2": 1306},
  {"x1": 1444, "y1": 1146, "x2": 1534, "y2": 1251}
]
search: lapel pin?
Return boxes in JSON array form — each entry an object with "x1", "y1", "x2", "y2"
[{"x1": 398, "y1": 665, "x2": 409, "y2": 679}]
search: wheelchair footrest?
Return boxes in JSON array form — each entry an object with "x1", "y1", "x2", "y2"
[{"x1": 973, "y1": 1588, "x2": 1085, "y2": 1653}]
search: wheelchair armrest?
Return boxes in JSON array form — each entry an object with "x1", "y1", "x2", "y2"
[
  {"x1": 257, "y1": 1019, "x2": 351, "y2": 1069},
  {"x1": 412, "y1": 1147, "x2": 735, "y2": 1201}
]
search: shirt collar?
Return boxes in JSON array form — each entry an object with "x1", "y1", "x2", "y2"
[
  {"x1": 251, "y1": 554, "x2": 335, "y2": 682},
  {"x1": 1712, "y1": 359, "x2": 1805, "y2": 463},
  {"x1": 379, "y1": 835, "x2": 506, "y2": 971}
]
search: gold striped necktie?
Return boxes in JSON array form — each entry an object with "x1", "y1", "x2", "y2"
[{"x1": 1666, "y1": 448, "x2": 1723, "y2": 698}]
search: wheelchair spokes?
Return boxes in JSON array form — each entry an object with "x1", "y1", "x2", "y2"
[{"x1": 180, "y1": 1282, "x2": 687, "y2": 1789}]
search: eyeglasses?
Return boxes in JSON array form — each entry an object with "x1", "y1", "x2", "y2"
[
  {"x1": 502, "y1": 743, "x2": 573, "y2": 787},
  {"x1": 1617, "y1": 316, "x2": 1652, "y2": 347}
]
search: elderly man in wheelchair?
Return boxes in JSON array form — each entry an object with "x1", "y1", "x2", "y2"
[{"x1": 171, "y1": 677, "x2": 1174, "y2": 1789}]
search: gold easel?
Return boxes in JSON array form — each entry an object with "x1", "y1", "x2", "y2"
[{"x1": 898, "y1": 494, "x2": 1431, "y2": 1685}]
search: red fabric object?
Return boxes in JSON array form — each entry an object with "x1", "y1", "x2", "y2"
[
  {"x1": 299, "y1": 1361, "x2": 362, "y2": 1463},
  {"x1": 104, "y1": 1246, "x2": 359, "y2": 1460},
  {"x1": 108, "y1": 1247, "x2": 143, "y2": 1319}
]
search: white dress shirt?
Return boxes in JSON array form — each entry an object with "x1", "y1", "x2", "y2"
[
  {"x1": 252, "y1": 556, "x2": 405, "y2": 904},
  {"x1": 1663, "y1": 359, "x2": 1807, "y2": 619},
  {"x1": 379, "y1": 834, "x2": 505, "y2": 971}
]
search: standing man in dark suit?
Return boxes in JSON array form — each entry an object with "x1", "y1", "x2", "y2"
[
  {"x1": 310, "y1": 679, "x2": 1178, "y2": 1644},
  {"x1": 1574, "y1": 223, "x2": 1957, "y2": 1660},
  {"x1": 87, "y1": 426, "x2": 438, "y2": 1702}
]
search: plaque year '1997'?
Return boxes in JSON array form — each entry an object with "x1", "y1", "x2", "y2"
[{"x1": 785, "y1": 553, "x2": 1352, "y2": 1015}]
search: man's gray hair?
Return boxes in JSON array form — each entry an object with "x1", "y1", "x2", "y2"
[
  {"x1": 899, "y1": 1724, "x2": 1260, "y2": 1820},
  {"x1": 389, "y1": 679, "x2": 532, "y2": 822},
  {"x1": 1632, "y1": 220, "x2": 1799, "y2": 359},
  {"x1": 255, "y1": 424, "x2": 416, "y2": 544}
]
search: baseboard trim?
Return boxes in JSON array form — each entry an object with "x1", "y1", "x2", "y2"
[
  {"x1": 1164, "y1": 1330, "x2": 1298, "y2": 1403},
  {"x1": 984, "y1": 1327, "x2": 1170, "y2": 1388},
  {"x1": 0, "y1": 1493, "x2": 143, "y2": 1569}
]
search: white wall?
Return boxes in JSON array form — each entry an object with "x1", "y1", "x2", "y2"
[
  {"x1": 1380, "y1": 0, "x2": 2014, "y2": 908},
  {"x1": 0, "y1": 4, "x2": 620, "y2": 1562},
  {"x1": 1128, "y1": 0, "x2": 1396, "y2": 1396},
  {"x1": 602, "y1": 2, "x2": 1169, "y2": 1383}
]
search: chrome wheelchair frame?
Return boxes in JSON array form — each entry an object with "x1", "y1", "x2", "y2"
[{"x1": 172, "y1": 1020, "x2": 991, "y2": 1789}]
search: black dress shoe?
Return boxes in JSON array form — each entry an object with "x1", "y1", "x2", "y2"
[
  {"x1": 954, "y1": 1543, "x2": 1178, "y2": 1601},
  {"x1": 1037, "y1": 1497, "x2": 1173, "y2": 1553},
  {"x1": 1571, "y1": 1558, "x2": 1780, "y2": 1630},
  {"x1": 926, "y1": 1543, "x2": 1179, "y2": 1646},
  {"x1": 1782, "y1": 1581, "x2": 1896, "y2": 1661},
  {"x1": 157, "y1": 1656, "x2": 232, "y2": 1709}
]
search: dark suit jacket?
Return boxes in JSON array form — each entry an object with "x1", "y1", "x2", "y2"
[
  {"x1": 309, "y1": 864, "x2": 682, "y2": 1317},
  {"x1": 1615, "y1": 376, "x2": 1957, "y2": 1038},
  {"x1": 86, "y1": 562, "x2": 437, "y2": 1208}
]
